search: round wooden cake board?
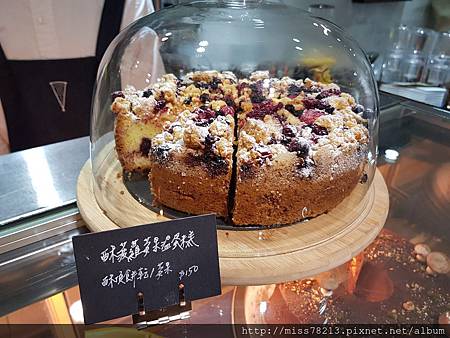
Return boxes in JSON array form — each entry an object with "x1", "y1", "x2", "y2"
[{"x1": 77, "y1": 156, "x2": 389, "y2": 286}]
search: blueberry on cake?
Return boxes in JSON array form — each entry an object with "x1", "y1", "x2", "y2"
[
  {"x1": 113, "y1": 70, "x2": 369, "y2": 226},
  {"x1": 232, "y1": 71, "x2": 368, "y2": 225}
]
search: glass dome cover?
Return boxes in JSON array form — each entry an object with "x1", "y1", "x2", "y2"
[{"x1": 90, "y1": 0, "x2": 379, "y2": 229}]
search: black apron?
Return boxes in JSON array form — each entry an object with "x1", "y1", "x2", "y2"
[{"x1": 0, "y1": 0, "x2": 125, "y2": 152}]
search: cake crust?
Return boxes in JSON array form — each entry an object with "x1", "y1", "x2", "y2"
[
  {"x1": 151, "y1": 153, "x2": 231, "y2": 217},
  {"x1": 232, "y1": 148, "x2": 367, "y2": 226}
]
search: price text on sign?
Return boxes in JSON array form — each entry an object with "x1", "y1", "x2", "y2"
[{"x1": 72, "y1": 214, "x2": 221, "y2": 324}]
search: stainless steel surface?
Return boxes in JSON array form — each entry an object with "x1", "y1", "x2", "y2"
[
  {"x1": 0, "y1": 227, "x2": 88, "y2": 317},
  {"x1": 0, "y1": 137, "x2": 89, "y2": 226},
  {"x1": 0, "y1": 204, "x2": 84, "y2": 255}
]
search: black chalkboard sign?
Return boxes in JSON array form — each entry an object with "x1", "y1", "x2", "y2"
[{"x1": 72, "y1": 214, "x2": 221, "y2": 324}]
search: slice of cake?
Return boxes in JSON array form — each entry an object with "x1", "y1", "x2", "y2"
[
  {"x1": 112, "y1": 71, "x2": 238, "y2": 172},
  {"x1": 232, "y1": 72, "x2": 369, "y2": 225},
  {"x1": 149, "y1": 106, "x2": 235, "y2": 218},
  {"x1": 112, "y1": 74, "x2": 182, "y2": 172}
]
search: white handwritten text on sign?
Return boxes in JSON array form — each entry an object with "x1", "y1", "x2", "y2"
[{"x1": 73, "y1": 215, "x2": 221, "y2": 324}]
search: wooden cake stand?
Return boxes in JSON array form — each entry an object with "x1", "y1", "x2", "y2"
[{"x1": 77, "y1": 145, "x2": 389, "y2": 285}]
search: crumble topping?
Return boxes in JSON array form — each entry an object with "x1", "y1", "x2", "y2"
[
  {"x1": 249, "y1": 70, "x2": 270, "y2": 81},
  {"x1": 209, "y1": 115, "x2": 234, "y2": 138},
  {"x1": 232, "y1": 72, "x2": 369, "y2": 177},
  {"x1": 183, "y1": 123, "x2": 209, "y2": 150},
  {"x1": 151, "y1": 107, "x2": 234, "y2": 174},
  {"x1": 111, "y1": 70, "x2": 237, "y2": 124}
]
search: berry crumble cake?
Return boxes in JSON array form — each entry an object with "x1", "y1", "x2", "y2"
[{"x1": 112, "y1": 70, "x2": 369, "y2": 226}]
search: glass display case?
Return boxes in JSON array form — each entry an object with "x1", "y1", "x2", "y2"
[
  {"x1": 90, "y1": 0, "x2": 379, "y2": 229},
  {"x1": 0, "y1": 93, "x2": 449, "y2": 327}
]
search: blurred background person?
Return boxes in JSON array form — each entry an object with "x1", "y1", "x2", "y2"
[{"x1": 0, "y1": 0, "x2": 155, "y2": 154}]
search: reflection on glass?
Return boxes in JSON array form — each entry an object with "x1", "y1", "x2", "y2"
[
  {"x1": 384, "y1": 149, "x2": 399, "y2": 162},
  {"x1": 23, "y1": 148, "x2": 62, "y2": 207},
  {"x1": 308, "y1": 4, "x2": 335, "y2": 23}
]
